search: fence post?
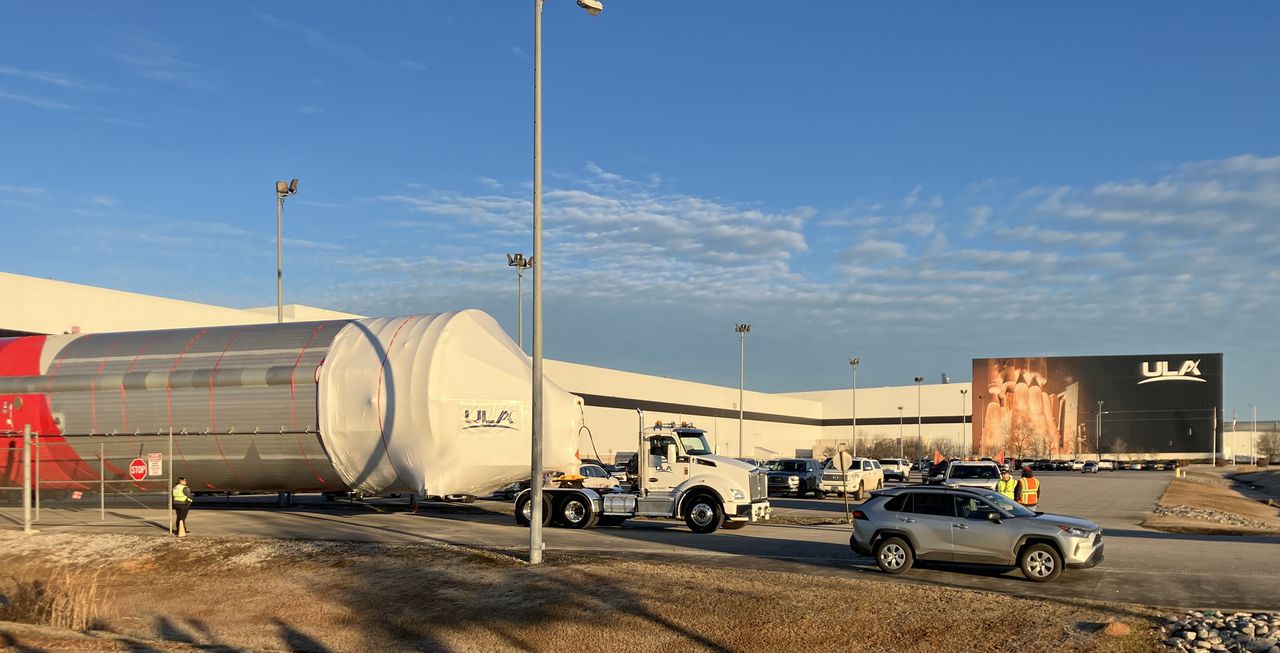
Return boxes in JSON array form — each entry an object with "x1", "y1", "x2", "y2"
[
  {"x1": 168, "y1": 427, "x2": 174, "y2": 537},
  {"x1": 100, "y1": 441, "x2": 106, "y2": 522},
  {"x1": 22, "y1": 424, "x2": 32, "y2": 534},
  {"x1": 34, "y1": 433, "x2": 40, "y2": 522}
]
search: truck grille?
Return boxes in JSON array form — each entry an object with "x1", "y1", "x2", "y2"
[{"x1": 750, "y1": 472, "x2": 767, "y2": 501}]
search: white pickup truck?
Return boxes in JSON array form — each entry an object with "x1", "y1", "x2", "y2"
[{"x1": 820, "y1": 456, "x2": 884, "y2": 500}]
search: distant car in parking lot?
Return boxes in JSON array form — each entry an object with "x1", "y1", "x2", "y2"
[
  {"x1": 1069, "y1": 459, "x2": 1084, "y2": 471},
  {"x1": 941, "y1": 461, "x2": 1001, "y2": 490},
  {"x1": 1141, "y1": 460, "x2": 1160, "y2": 471},
  {"x1": 1097, "y1": 459, "x2": 1116, "y2": 471},
  {"x1": 1161, "y1": 460, "x2": 1179, "y2": 471},
  {"x1": 1053, "y1": 460, "x2": 1072, "y2": 471},
  {"x1": 850, "y1": 485, "x2": 1104, "y2": 582},
  {"x1": 766, "y1": 458, "x2": 825, "y2": 498},
  {"x1": 878, "y1": 458, "x2": 911, "y2": 482},
  {"x1": 1081, "y1": 461, "x2": 1099, "y2": 474},
  {"x1": 1032, "y1": 459, "x2": 1054, "y2": 471}
]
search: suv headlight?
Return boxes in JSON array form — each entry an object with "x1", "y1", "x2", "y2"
[
  {"x1": 730, "y1": 489, "x2": 745, "y2": 501},
  {"x1": 1057, "y1": 525, "x2": 1092, "y2": 538}
]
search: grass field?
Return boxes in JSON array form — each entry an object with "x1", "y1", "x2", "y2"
[{"x1": 0, "y1": 531, "x2": 1157, "y2": 652}]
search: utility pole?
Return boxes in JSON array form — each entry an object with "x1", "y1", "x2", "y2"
[
  {"x1": 914, "y1": 376, "x2": 924, "y2": 453},
  {"x1": 1096, "y1": 400, "x2": 1104, "y2": 462},
  {"x1": 736, "y1": 323, "x2": 751, "y2": 457},
  {"x1": 849, "y1": 357, "x2": 860, "y2": 457}
]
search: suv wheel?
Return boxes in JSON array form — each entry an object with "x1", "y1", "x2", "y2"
[
  {"x1": 874, "y1": 536, "x2": 913, "y2": 574},
  {"x1": 1019, "y1": 543, "x2": 1062, "y2": 582}
]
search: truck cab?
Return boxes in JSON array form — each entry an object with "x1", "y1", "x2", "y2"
[{"x1": 518, "y1": 415, "x2": 770, "y2": 533}]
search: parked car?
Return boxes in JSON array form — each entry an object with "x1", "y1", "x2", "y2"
[
  {"x1": 582, "y1": 458, "x2": 628, "y2": 481},
  {"x1": 850, "y1": 485, "x2": 1104, "y2": 582},
  {"x1": 1161, "y1": 460, "x2": 1179, "y2": 471},
  {"x1": 1053, "y1": 460, "x2": 1072, "y2": 471},
  {"x1": 821, "y1": 457, "x2": 885, "y2": 500},
  {"x1": 941, "y1": 461, "x2": 1002, "y2": 491},
  {"x1": 1068, "y1": 459, "x2": 1084, "y2": 471},
  {"x1": 766, "y1": 458, "x2": 825, "y2": 498},
  {"x1": 575, "y1": 463, "x2": 621, "y2": 490},
  {"x1": 1141, "y1": 460, "x2": 1160, "y2": 471},
  {"x1": 1081, "y1": 461, "x2": 1099, "y2": 474},
  {"x1": 1033, "y1": 459, "x2": 1054, "y2": 471},
  {"x1": 735, "y1": 457, "x2": 767, "y2": 472},
  {"x1": 1097, "y1": 459, "x2": 1117, "y2": 471},
  {"x1": 878, "y1": 458, "x2": 911, "y2": 482}
]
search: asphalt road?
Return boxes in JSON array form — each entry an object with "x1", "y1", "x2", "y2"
[{"x1": 5, "y1": 471, "x2": 1278, "y2": 611}]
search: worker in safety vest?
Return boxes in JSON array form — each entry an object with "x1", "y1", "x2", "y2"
[
  {"x1": 995, "y1": 468, "x2": 1017, "y2": 500},
  {"x1": 172, "y1": 477, "x2": 194, "y2": 537},
  {"x1": 1016, "y1": 467, "x2": 1040, "y2": 508}
]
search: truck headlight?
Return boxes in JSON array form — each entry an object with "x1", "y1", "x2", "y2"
[{"x1": 731, "y1": 489, "x2": 745, "y2": 501}]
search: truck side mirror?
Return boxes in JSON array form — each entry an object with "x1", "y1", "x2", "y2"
[{"x1": 666, "y1": 443, "x2": 678, "y2": 464}]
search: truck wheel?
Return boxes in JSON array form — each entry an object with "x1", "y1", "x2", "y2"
[
  {"x1": 1019, "y1": 543, "x2": 1062, "y2": 582},
  {"x1": 557, "y1": 495, "x2": 598, "y2": 529},
  {"x1": 874, "y1": 536, "x2": 914, "y2": 574},
  {"x1": 684, "y1": 494, "x2": 723, "y2": 534},
  {"x1": 514, "y1": 494, "x2": 553, "y2": 527}
]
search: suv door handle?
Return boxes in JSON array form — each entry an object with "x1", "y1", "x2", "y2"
[
  {"x1": 899, "y1": 517, "x2": 916, "y2": 523},
  {"x1": 953, "y1": 523, "x2": 968, "y2": 529}
]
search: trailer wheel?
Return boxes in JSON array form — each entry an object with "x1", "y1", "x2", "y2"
[
  {"x1": 557, "y1": 495, "x2": 598, "y2": 529},
  {"x1": 514, "y1": 494, "x2": 553, "y2": 527},
  {"x1": 684, "y1": 494, "x2": 723, "y2": 534}
]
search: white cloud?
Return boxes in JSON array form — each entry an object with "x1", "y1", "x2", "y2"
[
  {"x1": 0, "y1": 65, "x2": 110, "y2": 91},
  {"x1": 299, "y1": 105, "x2": 324, "y2": 115},
  {"x1": 0, "y1": 184, "x2": 46, "y2": 194},
  {"x1": 846, "y1": 239, "x2": 907, "y2": 262},
  {"x1": 399, "y1": 60, "x2": 426, "y2": 72},
  {"x1": 475, "y1": 177, "x2": 503, "y2": 189},
  {"x1": 510, "y1": 46, "x2": 528, "y2": 60},
  {"x1": 253, "y1": 12, "x2": 376, "y2": 64},
  {"x1": 90, "y1": 195, "x2": 117, "y2": 207},
  {"x1": 995, "y1": 225, "x2": 1123, "y2": 248},
  {"x1": 0, "y1": 90, "x2": 76, "y2": 110}
]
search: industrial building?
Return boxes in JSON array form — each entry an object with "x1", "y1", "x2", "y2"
[{"x1": 1, "y1": 272, "x2": 1262, "y2": 464}]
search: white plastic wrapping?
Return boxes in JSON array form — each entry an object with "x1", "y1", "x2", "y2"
[{"x1": 317, "y1": 311, "x2": 582, "y2": 497}]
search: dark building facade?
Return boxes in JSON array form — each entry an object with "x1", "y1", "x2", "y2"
[{"x1": 971, "y1": 354, "x2": 1223, "y2": 457}]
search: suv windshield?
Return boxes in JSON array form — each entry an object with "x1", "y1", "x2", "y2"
[
  {"x1": 768, "y1": 460, "x2": 807, "y2": 473},
  {"x1": 950, "y1": 465, "x2": 998, "y2": 480},
  {"x1": 678, "y1": 432, "x2": 712, "y2": 456},
  {"x1": 970, "y1": 490, "x2": 1036, "y2": 517}
]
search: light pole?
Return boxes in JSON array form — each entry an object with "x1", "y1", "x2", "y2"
[
  {"x1": 736, "y1": 323, "x2": 751, "y2": 457},
  {"x1": 506, "y1": 253, "x2": 532, "y2": 351},
  {"x1": 849, "y1": 357, "x2": 860, "y2": 457},
  {"x1": 275, "y1": 178, "x2": 298, "y2": 324},
  {"x1": 1096, "y1": 400, "x2": 1104, "y2": 462},
  {"x1": 914, "y1": 376, "x2": 924, "y2": 454},
  {"x1": 529, "y1": 0, "x2": 602, "y2": 566},
  {"x1": 960, "y1": 388, "x2": 968, "y2": 456},
  {"x1": 897, "y1": 406, "x2": 904, "y2": 458},
  {"x1": 1251, "y1": 404, "x2": 1257, "y2": 466}
]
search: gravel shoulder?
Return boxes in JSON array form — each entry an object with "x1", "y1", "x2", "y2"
[
  {"x1": 0, "y1": 530, "x2": 1157, "y2": 653},
  {"x1": 1142, "y1": 472, "x2": 1280, "y2": 535}
]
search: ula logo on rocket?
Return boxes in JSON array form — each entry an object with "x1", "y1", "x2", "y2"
[{"x1": 1138, "y1": 360, "x2": 1205, "y2": 385}]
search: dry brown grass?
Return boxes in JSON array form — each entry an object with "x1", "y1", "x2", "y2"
[
  {"x1": 0, "y1": 531, "x2": 1158, "y2": 653},
  {"x1": 1142, "y1": 474, "x2": 1280, "y2": 535},
  {"x1": 2, "y1": 566, "x2": 112, "y2": 632}
]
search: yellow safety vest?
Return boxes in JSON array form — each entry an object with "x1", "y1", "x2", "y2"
[
  {"x1": 173, "y1": 485, "x2": 192, "y2": 503},
  {"x1": 996, "y1": 478, "x2": 1017, "y2": 500}
]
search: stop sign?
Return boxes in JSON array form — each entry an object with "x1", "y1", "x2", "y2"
[{"x1": 129, "y1": 458, "x2": 147, "y2": 481}]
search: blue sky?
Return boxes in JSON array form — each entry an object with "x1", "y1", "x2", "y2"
[{"x1": 1, "y1": 2, "x2": 1277, "y2": 418}]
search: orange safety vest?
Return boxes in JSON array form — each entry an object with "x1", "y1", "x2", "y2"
[{"x1": 1018, "y1": 477, "x2": 1040, "y2": 506}]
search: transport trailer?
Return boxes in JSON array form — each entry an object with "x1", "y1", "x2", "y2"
[
  {"x1": 514, "y1": 410, "x2": 770, "y2": 533},
  {"x1": 0, "y1": 311, "x2": 582, "y2": 498}
]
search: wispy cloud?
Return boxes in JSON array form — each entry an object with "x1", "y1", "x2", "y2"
[
  {"x1": 298, "y1": 105, "x2": 324, "y2": 116},
  {"x1": 0, "y1": 90, "x2": 77, "y2": 110},
  {"x1": 0, "y1": 65, "x2": 111, "y2": 92},
  {"x1": 399, "y1": 59, "x2": 427, "y2": 72},
  {"x1": 90, "y1": 195, "x2": 118, "y2": 208},
  {"x1": 475, "y1": 176, "x2": 503, "y2": 190},
  {"x1": 254, "y1": 12, "x2": 376, "y2": 65},
  {"x1": 510, "y1": 46, "x2": 528, "y2": 60},
  {"x1": 97, "y1": 116, "x2": 146, "y2": 128},
  {"x1": 106, "y1": 33, "x2": 211, "y2": 90},
  {"x1": 0, "y1": 184, "x2": 47, "y2": 194}
]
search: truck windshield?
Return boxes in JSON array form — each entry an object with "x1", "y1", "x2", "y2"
[{"x1": 679, "y1": 433, "x2": 712, "y2": 456}]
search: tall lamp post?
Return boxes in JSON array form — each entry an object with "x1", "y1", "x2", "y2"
[
  {"x1": 506, "y1": 253, "x2": 532, "y2": 351},
  {"x1": 1250, "y1": 404, "x2": 1257, "y2": 465},
  {"x1": 1096, "y1": 400, "x2": 1104, "y2": 462},
  {"x1": 529, "y1": 0, "x2": 602, "y2": 566},
  {"x1": 914, "y1": 376, "x2": 924, "y2": 454},
  {"x1": 849, "y1": 357, "x2": 860, "y2": 457},
  {"x1": 960, "y1": 388, "x2": 968, "y2": 456},
  {"x1": 275, "y1": 178, "x2": 298, "y2": 324},
  {"x1": 736, "y1": 323, "x2": 751, "y2": 457},
  {"x1": 897, "y1": 405, "x2": 904, "y2": 458}
]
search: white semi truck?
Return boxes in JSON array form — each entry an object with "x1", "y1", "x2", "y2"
[{"x1": 514, "y1": 411, "x2": 771, "y2": 533}]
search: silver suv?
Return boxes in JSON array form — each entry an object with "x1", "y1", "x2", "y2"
[{"x1": 849, "y1": 485, "x2": 1103, "y2": 582}]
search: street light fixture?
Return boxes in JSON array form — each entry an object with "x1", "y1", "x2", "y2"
[
  {"x1": 736, "y1": 323, "x2": 751, "y2": 457},
  {"x1": 914, "y1": 376, "x2": 924, "y2": 453},
  {"x1": 529, "y1": 0, "x2": 601, "y2": 567},
  {"x1": 849, "y1": 357, "x2": 860, "y2": 457},
  {"x1": 275, "y1": 178, "x2": 298, "y2": 324},
  {"x1": 506, "y1": 253, "x2": 533, "y2": 351},
  {"x1": 897, "y1": 405, "x2": 904, "y2": 458}
]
